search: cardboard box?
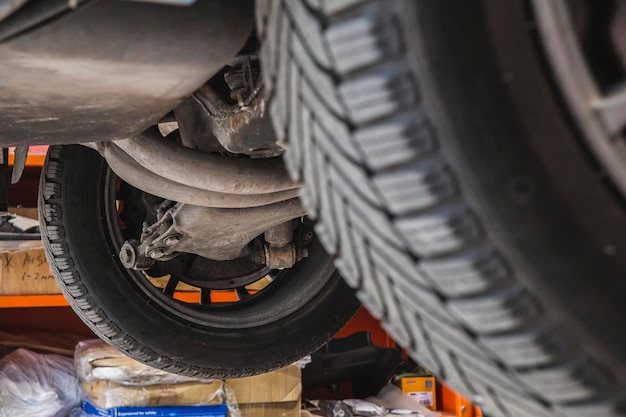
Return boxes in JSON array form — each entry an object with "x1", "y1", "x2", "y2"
[
  {"x1": 82, "y1": 379, "x2": 225, "y2": 409},
  {"x1": 8, "y1": 207, "x2": 38, "y2": 221},
  {"x1": 225, "y1": 365, "x2": 301, "y2": 417},
  {"x1": 0, "y1": 240, "x2": 60, "y2": 295},
  {"x1": 400, "y1": 375, "x2": 437, "y2": 410},
  {"x1": 75, "y1": 339, "x2": 217, "y2": 386},
  {"x1": 0, "y1": 329, "x2": 84, "y2": 356},
  {"x1": 238, "y1": 402, "x2": 300, "y2": 417},
  {"x1": 76, "y1": 340, "x2": 225, "y2": 410}
]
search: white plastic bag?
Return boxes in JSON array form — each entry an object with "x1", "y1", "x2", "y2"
[{"x1": 0, "y1": 348, "x2": 81, "y2": 417}]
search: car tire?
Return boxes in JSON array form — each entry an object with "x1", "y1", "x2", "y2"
[
  {"x1": 258, "y1": 1, "x2": 626, "y2": 416},
  {"x1": 39, "y1": 144, "x2": 360, "y2": 378}
]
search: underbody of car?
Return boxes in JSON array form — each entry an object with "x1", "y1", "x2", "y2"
[
  {"x1": 2, "y1": 0, "x2": 307, "y2": 295},
  {"x1": 2, "y1": 1, "x2": 626, "y2": 417}
]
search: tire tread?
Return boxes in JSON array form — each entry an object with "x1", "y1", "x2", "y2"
[{"x1": 257, "y1": 0, "x2": 626, "y2": 415}]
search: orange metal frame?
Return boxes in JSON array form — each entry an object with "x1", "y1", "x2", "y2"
[
  {"x1": 7, "y1": 145, "x2": 48, "y2": 167},
  {"x1": 0, "y1": 290, "x2": 246, "y2": 308}
]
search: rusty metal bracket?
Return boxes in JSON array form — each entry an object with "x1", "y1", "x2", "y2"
[
  {"x1": 119, "y1": 198, "x2": 307, "y2": 270},
  {"x1": 11, "y1": 146, "x2": 28, "y2": 184}
]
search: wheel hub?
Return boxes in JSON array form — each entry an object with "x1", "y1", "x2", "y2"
[{"x1": 532, "y1": 0, "x2": 626, "y2": 199}]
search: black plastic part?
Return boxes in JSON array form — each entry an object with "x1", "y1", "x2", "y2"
[
  {"x1": 0, "y1": 0, "x2": 254, "y2": 146},
  {"x1": 303, "y1": 332, "x2": 402, "y2": 398}
]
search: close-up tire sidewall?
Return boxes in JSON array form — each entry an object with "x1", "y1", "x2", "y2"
[{"x1": 258, "y1": 0, "x2": 626, "y2": 416}]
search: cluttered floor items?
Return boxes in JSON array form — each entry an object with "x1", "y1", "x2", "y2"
[{"x1": 0, "y1": 335, "x2": 445, "y2": 417}]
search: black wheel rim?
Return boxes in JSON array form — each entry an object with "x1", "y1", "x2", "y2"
[
  {"x1": 533, "y1": 0, "x2": 626, "y2": 200},
  {"x1": 101, "y1": 167, "x2": 330, "y2": 330}
]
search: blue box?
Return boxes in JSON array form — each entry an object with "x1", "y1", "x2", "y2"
[{"x1": 82, "y1": 400, "x2": 228, "y2": 417}]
